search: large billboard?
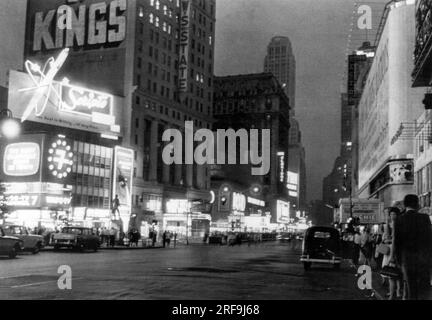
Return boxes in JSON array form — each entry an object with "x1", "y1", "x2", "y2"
[
  {"x1": 25, "y1": 0, "x2": 129, "y2": 96},
  {"x1": 8, "y1": 69, "x2": 123, "y2": 137},
  {"x1": 112, "y1": 146, "x2": 133, "y2": 209}
]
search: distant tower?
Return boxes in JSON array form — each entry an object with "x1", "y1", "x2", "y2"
[{"x1": 264, "y1": 36, "x2": 296, "y2": 113}]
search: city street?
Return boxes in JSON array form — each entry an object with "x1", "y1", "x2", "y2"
[{"x1": 0, "y1": 241, "x2": 368, "y2": 300}]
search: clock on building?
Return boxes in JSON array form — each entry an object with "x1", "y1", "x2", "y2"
[{"x1": 47, "y1": 136, "x2": 73, "y2": 179}]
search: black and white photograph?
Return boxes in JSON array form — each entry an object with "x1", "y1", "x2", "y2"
[{"x1": 0, "y1": 0, "x2": 432, "y2": 306}]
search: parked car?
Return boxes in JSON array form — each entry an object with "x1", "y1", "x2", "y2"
[
  {"x1": 0, "y1": 227, "x2": 24, "y2": 258},
  {"x1": 1, "y1": 225, "x2": 44, "y2": 254},
  {"x1": 300, "y1": 226, "x2": 342, "y2": 270},
  {"x1": 52, "y1": 227, "x2": 100, "y2": 252}
]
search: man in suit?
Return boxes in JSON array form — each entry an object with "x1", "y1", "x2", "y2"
[{"x1": 393, "y1": 194, "x2": 432, "y2": 300}]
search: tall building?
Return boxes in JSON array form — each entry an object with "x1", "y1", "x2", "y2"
[
  {"x1": 212, "y1": 73, "x2": 291, "y2": 228},
  {"x1": 0, "y1": 0, "x2": 216, "y2": 238},
  {"x1": 0, "y1": 0, "x2": 27, "y2": 104},
  {"x1": 411, "y1": 0, "x2": 432, "y2": 215},
  {"x1": 264, "y1": 36, "x2": 296, "y2": 111},
  {"x1": 348, "y1": 42, "x2": 375, "y2": 197},
  {"x1": 264, "y1": 36, "x2": 307, "y2": 211},
  {"x1": 357, "y1": 0, "x2": 427, "y2": 207}
]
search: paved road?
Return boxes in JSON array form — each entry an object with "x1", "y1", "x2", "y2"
[{"x1": 0, "y1": 241, "x2": 369, "y2": 300}]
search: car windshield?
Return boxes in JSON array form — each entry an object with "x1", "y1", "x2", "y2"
[
  {"x1": 62, "y1": 228, "x2": 83, "y2": 235},
  {"x1": 3, "y1": 226, "x2": 22, "y2": 235}
]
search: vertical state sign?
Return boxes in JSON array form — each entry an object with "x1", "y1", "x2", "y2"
[
  {"x1": 112, "y1": 146, "x2": 134, "y2": 209},
  {"x1": 178, "y1": 0, "x2": 190, "y2": 93}
]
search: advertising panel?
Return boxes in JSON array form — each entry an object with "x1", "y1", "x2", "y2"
[
  {"x1": 8, "y1": 69, "x2": 122, "y2": 137},
  {"x1": 338, "y1": 198, "x2": 383, "y2": 224},
  {"x1": 232, "y1": 192, "x2": 246, "y2": 212},
  {"x1": 25, "y1": 0, "x2": 129, "y2": 96},
  {"x1": 0, "y1": 134, "x2": 44, "y2": 182},
  {"x1": 112, "y1": 146, "x2": 133, "y2": 209},
  {"x1": 277, "y1": 200, "x2": 290, "y2": 223}
]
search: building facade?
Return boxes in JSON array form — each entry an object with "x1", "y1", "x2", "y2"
[
  {"x1": 0, "y1": 0, "x2": 216, "y2": 239},
  {"x1": 357, "y1": 0, "x2": 426, "y2": 207},
  {"x1": 212, "y1": 73, "x2": 291, "y2": 230}
]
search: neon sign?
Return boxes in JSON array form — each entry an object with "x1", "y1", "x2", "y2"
[
  {"x1": 3, "y1": 143, "x2": 40, "y2": 176},
  {"x1": 178, "y1": 0, "x2": 190, "y2": 93},
  {"x1": 47, "y1": 136, "x2": 73, "y2": 179},
  {"x1": 14, "y1": 49, "x2": 119, "y2": 133}
]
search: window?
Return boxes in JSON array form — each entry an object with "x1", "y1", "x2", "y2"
[
  {"x1": 148, "y1": 62, "x2": 152, "y2": 74},
  {"x1": 149, "y1": 46, "x2": 153, "y2": 57},
  {"x1": 155, "y1": 16, "x2": 159, "y2": 27},
  {"x1": 139, "y1": 6, "x2": 144, "y2": 18},
  {"x1": 149, "y1": 13, "x2": 154, "y2": 24},
  {"x1": 155, "y1": 0, "x2": 160, "y2": 10}
]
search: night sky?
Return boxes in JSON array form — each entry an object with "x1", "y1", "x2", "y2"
[{"x1": 214, "y1": 0, "x2": 372, "y2": 202}]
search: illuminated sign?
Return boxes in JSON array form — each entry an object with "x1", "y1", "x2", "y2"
[
  {"x1": 232, "y1": 192, "x2": 246, "y2": 212},
  {"x1": 60, "y1": 84, "x2": 115, "y2": 125},
  {"x1": 147, "y1": 199, "x2": 162, "y2": 211},
  {"x1": 47, "y1": 136, "x2": 74, "y2": 179},
  {"x1": 8, "y1": 55, "x2": 122, "y2": 136},
  {"x1": 3, "y1": 143, "x2": 40, "y2": 176},
  {"x1": 277, "y1": 200, "x2": 290, "y2": 222},
  {"x1": 31, "y1": 0, "x2": 127, "y2": 52},
  {"x1": 247, "y1": 197, "x2": 265, "y2": 207},
  {"x1": 112, "y1": 146, "x2": 134, "y2": 209},
  {"x1": 178, "y1": 0, "x2": 190, "y2": 93},
  {"x1": 166, "y1": 199, "x2": 190, "y2": 214},
  {"x1": 5, "y1": 194, "x2": 39, "y2": 207},
  {"x1": 287, "y1": 171, "x2": 299, "y2": 197},
  {"x1": 278, "y1": 152, "x2": 285, "y2": 182}
]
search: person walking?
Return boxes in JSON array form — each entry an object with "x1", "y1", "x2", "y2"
[
  {"x1": 381, "y1": 207, "x2": 402, "y2": 300},
  {"x1": 393, "y1": 194, "x2": 432, "y2": 300},
  {"x1": 109, "y1": 227, "x2": 116, "y2": 247},
  {"x1": 360, "y1": 226, "x2": 373, "y2": 265},
  {"x1": 162, "y1": 231, "x2": 167, "y2": 248},
  {"x1": 353, "y1": 227, "x2": 361, "y2": 265}
]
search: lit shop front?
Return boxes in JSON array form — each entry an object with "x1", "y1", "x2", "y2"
[
  {"x1": 162, "y1": 199, "x2": 211, "y2": 239},
  {"x1": 0, "y1": 134, "x2": 74, "y2": 229}
]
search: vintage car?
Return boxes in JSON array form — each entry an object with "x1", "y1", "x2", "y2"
[
  {"x1": 52, "y1": 226, "x2": 100, "y2": 252},
  {"x1": 1, "y1": 225, "x2": 44, "y2": 254},
  {"x1": 300, "y1": 226, "x2": 342, "y2": 270},
  {"x1": 0, "y1": 227, "x2": 24, "y2": 258}
]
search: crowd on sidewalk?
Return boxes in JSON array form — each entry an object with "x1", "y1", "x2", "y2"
[{"x1": 340, "y1": 194, "x2": 432, "y2": 300}]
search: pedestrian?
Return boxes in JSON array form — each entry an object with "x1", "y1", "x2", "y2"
[
  {"x1": 166, "y1": 232, "x2": 171, "y2": 247},
  {"x1": 152, "y1": 230, "x2": 157, "y2": 247},
  {"x1": 392, "y1": 194, "x2": 432, "y2": 300},
  {"x1": 109, "y1": 227, "x2": 116, "y2": 247},
  {"x1": 353, "y1": 227, "x2": 361, "y2": 265},
  {"x1": 174, "y1": 232, "x2": 177, "y2": 248},
  {"x1": 162, "y1": 231, "x2": 167, "y2": 248},
  {"x1": 360, "y1": 226, "x2": 373, "y2": 265},
  {"x1": 380, "y1": 207, "x2": 402, "y2": 300}
]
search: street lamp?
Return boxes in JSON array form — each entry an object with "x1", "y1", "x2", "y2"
[{"x1": 0, "y1": 109, "x2": 20, "y2": 139}]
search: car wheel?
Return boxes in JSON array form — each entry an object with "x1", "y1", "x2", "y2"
[
  {"x1": 32, "y1": 243, "x2": 41, "y2": 254},
  {"x1": 9, "y1": 245, "x2": 18, "y2": 259},
  {"x1": 334, "y1": 263, "x2": 341, "y2": 270},
  {"x1": 54, "y1": 245, "x2": 60, "y2": 251},
  {"x1": 303, "y1": 262, "x2": 312, "y2": 270}
]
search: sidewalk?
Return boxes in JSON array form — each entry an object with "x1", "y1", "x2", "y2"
[{"x1": 368, "y1": 265, "x2": 432, "y2": 300}]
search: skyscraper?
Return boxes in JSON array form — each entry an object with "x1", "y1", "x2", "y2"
[
  {"x1": 264, "y1": 36, "x2": 296, "y2": 112},
  {"x1": 264, "y1": 36, "x2": 306, "y2": 211}
]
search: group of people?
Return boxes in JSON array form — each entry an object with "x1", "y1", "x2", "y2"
[
  {"x1": 98, "y1": 227, "x2": 119, "y2": 247},
  {"x1": 162, "y1": 231, "x2": 177, "y2": 247},
  {"x1": 343, "y1": 194, "x2": 432, "y2": 300}
]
